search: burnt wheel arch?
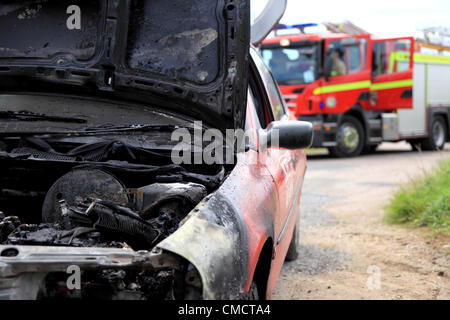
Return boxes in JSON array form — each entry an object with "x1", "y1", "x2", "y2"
[{"x1": 252, "y1": 237, "x2": 273, "y2": 300}]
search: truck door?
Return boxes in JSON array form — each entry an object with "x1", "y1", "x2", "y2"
[
  {"x1": 319, "y1": 36, "x2": 371, "y2": 113},
  {"x1": 370, "y1": 37, "x2": 414, "y2": 110}
]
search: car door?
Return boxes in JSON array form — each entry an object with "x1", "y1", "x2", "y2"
[
  {"x1": 249, "y1": 47, "x2": 306, "y2": 249},
  {"x1": 370, "y1": 37, "x2": 414, "y2": 110},
  {"x1": 319, "y1": 36, "x2": 371, "y2": 113}
]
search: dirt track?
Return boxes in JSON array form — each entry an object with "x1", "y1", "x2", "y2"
[{"x1": 272, "y1": 142, "x2": 450, "y2": 300}]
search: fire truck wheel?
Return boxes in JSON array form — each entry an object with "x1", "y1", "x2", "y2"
[
  {"x1": 329, "y1": 115, "x2": 365, "y2": 158},
  {"x1": 422, "y1": 116, "x2": 447, "y2": 151}
]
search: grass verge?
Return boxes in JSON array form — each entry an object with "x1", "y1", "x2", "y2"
[{"x1": 385, "y1": 159, "x2": 450, "y2": 236}]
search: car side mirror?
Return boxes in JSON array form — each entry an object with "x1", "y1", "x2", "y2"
[{"x1": 259, "y1": 121, "x2": 314, "y2": 150}]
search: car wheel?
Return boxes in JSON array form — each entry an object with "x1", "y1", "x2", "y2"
[
  {"x1": 285, "y1": 215, "x2": 300, "y2": 262},
  {"x1": 422, "y1": 116, "x2": 447, "y2": 151},
  {"x1": 239, "y1": 281, "x2": 259, "y2": 300},
  {"x1": 329, "y1": 115, "x2": 365, "y2": 158}
]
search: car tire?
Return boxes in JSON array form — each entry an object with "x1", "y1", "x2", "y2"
[
  {"x1": 285, "y1": 215, "x2": 300, "y2": 262},
  {"x1": 329, "y1": 115, "x2": 365, "y2": 158},
  {"x1": 239, "y1": 281, "x2": 259, "y2": 300},
  {"x1": 422, "y1": 116, "x2": 447, "y2": 151}
]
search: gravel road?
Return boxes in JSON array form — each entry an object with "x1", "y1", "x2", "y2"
[{"x1": 272, "y1": 142, "x2": 450, "y2": 300}]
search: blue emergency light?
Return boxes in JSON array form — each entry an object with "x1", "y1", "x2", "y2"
[{"x1": 275, "y1": 23, "x2": 318, "y2": 31}]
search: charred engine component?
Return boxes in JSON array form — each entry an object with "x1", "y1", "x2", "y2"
[
  {"x1": 65, "y1": 199, "x2": 162, "y2": 249},
  {"x1": 6, "y1": 199, "x2": 174, "y2": 249},
  {"x1": 42, "y1": 167, "x2": 208, "y2": 224},
  {"x1": 0, "y1": 244, "x2": 197, "y2": 300},
  {"x1": 1, "y1": 168, "x2": 209, "y2": 299},
  {"x1": 4, "y1": 181, "x2": 208, "y2": 250},
  {"x1": 41, "y1": 268, "x2": 176, "y2": 300},
  {"x1": 42, "y1": 169, "x2": 130, "y2": 224},
  {"x1": 0, "y1": 136, "x2": 223, "y2": 223},
  {"x1": 134, "y1": 182, "x2": 207, "y2": 223},
  {"x1": 135, "y1": 182, "x2": 208, "y2": 215},
  {"x1": 0, "y1": 213, "x2": 21, "y2": 243},
  {"x1": 132, "y1": 182, "x2": 208, "y2": 238},
  {"x1": 61, "y1": 182, "x2": 206, "y2": 248},
  {"x1": 6, "y1": 222, "x2": 126, "y2": 248}
]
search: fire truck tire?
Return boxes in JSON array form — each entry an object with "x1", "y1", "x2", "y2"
[
  {"x1": 329, "y1": 115, "x2": 365, "y2": 158},
  {"x1": 422, "y1": 116, "x2": 447, "y2": 151}
]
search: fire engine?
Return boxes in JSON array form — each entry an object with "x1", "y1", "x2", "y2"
[{"x1": 260, "y1": 24, "x2": 450, "y2": 157}]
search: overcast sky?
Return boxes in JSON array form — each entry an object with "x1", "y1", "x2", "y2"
[{"x1": 252, "y1": 0, "x2": 450, "y2": 38}]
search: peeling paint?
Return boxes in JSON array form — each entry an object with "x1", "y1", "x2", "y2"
[
  {"x1": 129, "y1": 28, "x2": 218, "y2": 83},
  {"x1": 197, "y1": 71, "x2": 209, "y2": 82},
  {"x1": 161, "y1": 28, "x2": 218, "y2": 60}
]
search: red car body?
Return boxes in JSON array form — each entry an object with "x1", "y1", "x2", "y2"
[{"x1": 156, "y1": 47, "x2": 309, "y2": 299}]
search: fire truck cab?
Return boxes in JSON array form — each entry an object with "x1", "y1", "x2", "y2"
[{"x1": 261, "y1": 26, "x2": 450, "y2": 157}]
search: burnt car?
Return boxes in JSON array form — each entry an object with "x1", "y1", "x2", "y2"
[{"x1": 0, "y1": 0, "x2": 312, "y2": 300}]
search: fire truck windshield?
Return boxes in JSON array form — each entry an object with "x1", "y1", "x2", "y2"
[{"x1": 261, "y1": 45, "x2": 318, "y2": 85}]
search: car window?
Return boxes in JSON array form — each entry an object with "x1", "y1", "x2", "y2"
[{"x1": 250, "y1": 47, "x2": 288, "y2": 121}]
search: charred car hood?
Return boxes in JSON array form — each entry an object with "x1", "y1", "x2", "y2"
[{"x1": 0, "y1": 0, "x2": 250, "y2": 130}]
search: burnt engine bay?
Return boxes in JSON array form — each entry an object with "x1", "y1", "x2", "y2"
[{"x1": 0, "y1": 125, "x2": 224, "y2": 299}]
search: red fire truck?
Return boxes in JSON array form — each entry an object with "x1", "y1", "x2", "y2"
[{"x1": 260, "y1": 26, "x2": 450, "y2": 157}]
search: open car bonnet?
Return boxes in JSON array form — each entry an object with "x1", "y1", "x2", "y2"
[{"x1": 0, "y1": 0, "x2": 250, "y2": 130}]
